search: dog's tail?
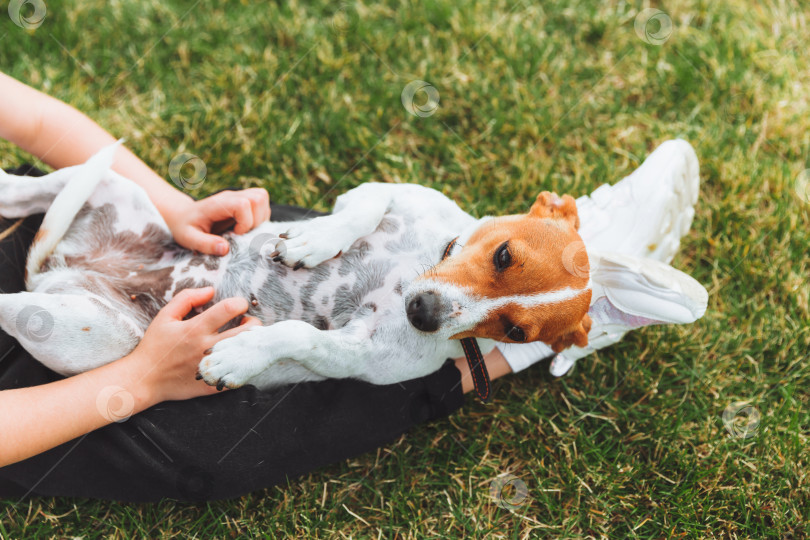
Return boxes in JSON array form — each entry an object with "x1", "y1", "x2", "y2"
[{"x1": 25, "y1": 141, "x2": 122, "y2": 288}]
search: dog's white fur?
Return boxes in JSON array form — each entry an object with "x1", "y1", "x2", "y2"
[{"x1": 0, "y1": 145, "x2": 591, "y2": 389}]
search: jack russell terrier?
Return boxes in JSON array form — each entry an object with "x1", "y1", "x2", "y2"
[{"x1": 0, "y1": 144, "x2": 593, "y2": 398}]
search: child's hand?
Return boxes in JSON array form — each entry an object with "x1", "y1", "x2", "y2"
[
  {"x1": 164, "y1": 189, "x2": 271, "y2": 256},
  {"x1": 127, "y1": 287, "x2": 261, "y2": 405}
]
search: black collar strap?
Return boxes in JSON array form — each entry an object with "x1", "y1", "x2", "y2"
[{"x1": 441, "y1": 237, "x2": 492, "y2": 403}]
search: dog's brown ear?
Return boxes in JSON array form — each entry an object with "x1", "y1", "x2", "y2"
[
  {"x1": 549, "y1": 313, "x2": 592, "y2": 353},
  {"x1": 530, "y1": 191, "x2": 580, "y2": 230}
]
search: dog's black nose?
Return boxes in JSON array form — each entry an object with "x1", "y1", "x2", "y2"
[{"x1": 407, "y1": 292, "x2": 440, "y2": 332}]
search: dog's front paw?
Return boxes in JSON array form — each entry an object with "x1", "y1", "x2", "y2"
[
  {"x1": 198, "y1": 328, "x2": 271, "y2": 390},
  {"x1": 273, "y1": 217, "x2": 347, "y2": 270}
]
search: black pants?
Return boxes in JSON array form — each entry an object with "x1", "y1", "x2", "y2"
[{"x1": 0, "y1": 165, "x2": 464, "y2": 502}]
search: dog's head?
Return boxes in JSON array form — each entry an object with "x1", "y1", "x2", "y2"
[{"x1": 404, "y1": 191, "x2": 592, "y2": 352}]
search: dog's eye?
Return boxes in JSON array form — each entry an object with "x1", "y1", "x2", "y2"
[
  {"x1": 494, "y1": 242, "x2": 511, "y2": 271},
  {"x1": 506, "y1": 326, "x2": 525, "y2": 342}
]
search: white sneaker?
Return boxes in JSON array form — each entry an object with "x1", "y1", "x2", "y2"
[
  {"x1": 496, "y1": 140, "x2": 707, "y2": 376},
  {"x1": 547, "y1": 139, "x2": 705, "y2": 376},
  {"x1": 548, "y1": 251, "x2": 708, "y2": 376},
  {"x1": 576, "y1": 139, "x2": 700, "y2": 264}
]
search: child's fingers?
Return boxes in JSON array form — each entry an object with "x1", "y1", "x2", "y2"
[
  {"x1": 160, "y1": 287, "x2": 215, "y2": 321},
  {"x1": 194, "y1": 297, "x2": 249, "y2": 334},
  {"x1": 182, "y1": 226, "x2": 230, "y2": 256},
  {"x1": 217, "y1": 193, "x2": 254, "y2": 235},
  {"x1": 242, "y1": 188, "x2": 271, "y2": 224},
  {"x1": 239, "y1": 315, "x2": 262, "y2": 326},
  {"x1": 214, "y1": 316, "x2": 262, "y2": 342}
]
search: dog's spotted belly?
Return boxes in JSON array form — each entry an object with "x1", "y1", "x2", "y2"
[
  {"x1": 46, "y1": 197, "x2": 448, "y2": 343},
  {"x1": 165, "y1": 213, "x2": 440, "y2": 334}
]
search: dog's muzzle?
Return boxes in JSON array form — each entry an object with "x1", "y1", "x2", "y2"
[{"x1": 406, "y1": 291, "x2": 441, "y2": 332}]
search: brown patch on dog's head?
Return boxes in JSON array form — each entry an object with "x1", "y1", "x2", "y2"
[{"x1": 412, "y1": 191, "x2": 592, "y2": 351}]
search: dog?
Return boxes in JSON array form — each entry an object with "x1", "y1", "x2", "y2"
[{"x1": 0, "y1": 144, "x2": 592, "y2": 390}]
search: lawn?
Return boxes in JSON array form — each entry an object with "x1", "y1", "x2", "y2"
[{"x1": 1, "y1": 0, "x2": 809, "y2": 537}]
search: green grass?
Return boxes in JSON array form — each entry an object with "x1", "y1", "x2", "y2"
[{"x1": 1, "y1": 0, "x2": 809, "y2": 536}]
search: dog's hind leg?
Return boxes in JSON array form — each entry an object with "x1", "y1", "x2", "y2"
[{"x1": 0, "y1": 291, "x2": 141, "y2": 375}]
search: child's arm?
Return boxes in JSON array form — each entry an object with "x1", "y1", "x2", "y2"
[
  {"x1": 0, "y1": 288, "x2": 260, "y2": 468},
  {"x1": 0, "y1": 71, "x2": 270, "y2": 255}
]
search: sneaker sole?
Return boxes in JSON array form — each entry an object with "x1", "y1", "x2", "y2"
[
  {"x1": 550, "y1": 250, "x2": 709, "y2": 377},
  {"x1": 590, "y1": 250, "x2": 709, "y2": 324}
]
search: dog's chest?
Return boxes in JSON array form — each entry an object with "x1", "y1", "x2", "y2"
[{"x1": 211, "y1": 213, "x2": 449, "y2": 331}]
